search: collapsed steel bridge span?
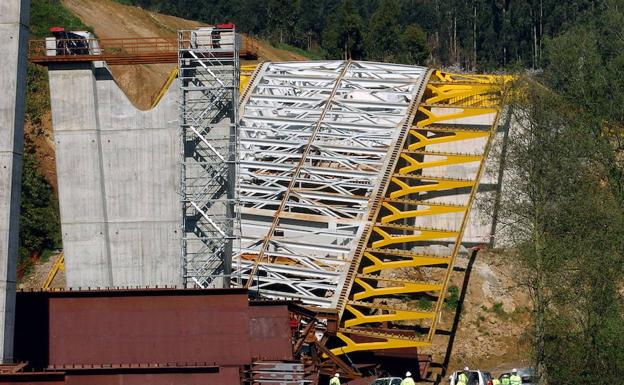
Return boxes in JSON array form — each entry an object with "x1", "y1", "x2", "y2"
[
  {"x1": 235, "y1": 61, "x2": 509, "y2": 376},
  {"x1": 14, "y1": 25, "x2": 511, "y2": 384}
]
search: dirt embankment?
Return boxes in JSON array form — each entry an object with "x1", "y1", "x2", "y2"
[
  {"x1": 61, "y1": 0, "x2": 308, "y2": 109},
  {"x1": 421, "y1": 249, "x2": 532, "y2": 377}
]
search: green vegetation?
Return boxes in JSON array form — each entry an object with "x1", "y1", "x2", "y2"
[
  {"x1": 491, "y1": 302, "x2": 505, "y2": 316},
  {"x1": 17, "y1": 0, "x2": 81, "y2": 281},
  {"x1": 18, "y1": 145, "x2": 62, "y2": 280},
  {"x1": 25, "y1": 64, "x2": 48, "y2": 129},
  {"x1": 489, "y1": 3, "x2": 624, "y2": 383},
  {"x1": 273, "y1": 43, "x2": 324, "y2": 60},
  {"x1": 417, "y1": 297, "x2": 432, "y2": 311},
  {"x1": 445, "y1": 285, "x2": 459, "y2": 310},
  {"x1": 115, "y1": 0, "x2": 594, "y2": 68},
  {"x1": 30, "y1": 0, "x2": 89, "y2": 38}
]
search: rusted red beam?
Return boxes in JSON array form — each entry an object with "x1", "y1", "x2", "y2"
[{"x1": 29, "y1": 36, "x2": 258, "y2": 66}]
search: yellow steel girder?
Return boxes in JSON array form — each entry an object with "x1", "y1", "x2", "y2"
[
  {"x1": 407, "y1": 129, "x2": 489, "y2": 150},
  {"x1": 381, "y1": 201, "x2": 466, "y2": 223},
  {"x1": 389, "y1": 177, "x2": 475, "y2": 199},
  {"x1": 352, "y1": 276, "x2": 442, "y2": 301},
  {"x1": 331, "y1": 332, "x2": 430, "y2": 356},
  {"x1": 344, "y1": 304, "x2": 434, "y2": 328},
  {"x1": 416, "y1": 105, "x2": 497, "y2": 127},
  {"x1": 398, "y1": 152, "x2": 482, "y2": 174},
  {"x1": 371, "y1": 226, "x2": 458, "y2": 248},
  {"x1": 361, "y1": 251, "x2": 450, "y2": 274}
]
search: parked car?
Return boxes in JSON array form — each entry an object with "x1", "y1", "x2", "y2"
[
  {"x1": 499, "y1": 368, "x2": 536, "y2": 385},
  {"x1": 370, "y1": 377, "x2": 402, "y2": 385},
  {"x1": 449, "y1": 369, "x2": 494, "y2": 385}
]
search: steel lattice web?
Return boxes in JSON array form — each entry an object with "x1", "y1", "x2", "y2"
[{"x1": 233, "y1": 61, "x2": 429, "y2": 306}]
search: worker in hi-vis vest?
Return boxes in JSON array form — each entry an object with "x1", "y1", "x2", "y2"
[
  {"x1": 509, "y1": 369, "x2": 522, "y2": 385},
  {"x1": 329, "y1": 373, "x2": 340, "y2": 385},
  {"x1": 457, "y1": 368, "x2": 469, "y2": 385},
  {"x1": 401, "y1": 371, "x2": 415, "y2": 385},
  {"x1": 500, "y1": 373, "x2": 511, "y2": 385},
  {"x1": 492, "y1": 377, "x2": 501, "y2": 385}
]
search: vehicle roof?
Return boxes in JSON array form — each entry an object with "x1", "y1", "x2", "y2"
[{"x1": 452, "y1": 370, "x2": 485, "y2": 373}]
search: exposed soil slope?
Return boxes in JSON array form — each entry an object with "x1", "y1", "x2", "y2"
[
  {"x1": 61, "y1": 0, "x2": 308, "y2": 109},
  {"x1": 421, "y1": 249, "x2": 531, "y2": 377}
]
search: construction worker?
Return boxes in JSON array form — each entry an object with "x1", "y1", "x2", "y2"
[
  {"x1": 401, "y1": 371, "x2": 415, "y2": 385},
  {"x1": 509, "y1": 369, "x2": 522, "y2": 385},
  {"x1": 329, "y1": 373, "x2": 340, "y2": 385},
  {"x1": 457, "y1": 367, "x2": 469, "y2": 385},
  {"x1": 492, "y1": 377, "x2": 501, "y2": 385},
  {"x1": 500, "y1": 373, "x2": 511, "y2": 385}
]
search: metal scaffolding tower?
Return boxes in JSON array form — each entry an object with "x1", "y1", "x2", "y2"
[{"x1": 178, "y1": 26, "x2": 240, "y2": 288}]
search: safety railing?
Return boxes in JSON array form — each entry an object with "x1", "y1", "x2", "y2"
[{"x1": 29, "y1": 35, "x2": 258, "y2": 65}]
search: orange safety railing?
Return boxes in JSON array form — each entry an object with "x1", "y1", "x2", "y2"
[
  {"x1": 29, "y1": 37, "x2": 178, "y2": 65},
  {"x1": 29, "y1": 35, "x2": 258, "y2": 65}
]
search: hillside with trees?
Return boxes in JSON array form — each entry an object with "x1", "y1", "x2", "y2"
[{"x1": 117, "y1": 0, "x2": 597, "y2": 69}]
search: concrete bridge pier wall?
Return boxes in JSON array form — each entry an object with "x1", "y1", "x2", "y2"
[
  {"x1": 48, "y1": 63, "x2": 182, "y2": 289},
  {"x1": 0, "y1": 0, "x2": 29, "y2": 363}
]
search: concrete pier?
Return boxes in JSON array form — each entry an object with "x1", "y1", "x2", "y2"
[
  {"x1": 0, "y1": 0, "x2": 29, "y2": 363},
  {"x1": 48, "y1": 63, "x2": 182, "y2": 288}
]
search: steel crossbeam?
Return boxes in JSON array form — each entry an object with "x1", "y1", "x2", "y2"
[{"x1": 232, "y1": 61, "x2": 429, "y2": 304}]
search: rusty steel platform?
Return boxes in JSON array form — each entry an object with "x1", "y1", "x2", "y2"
[{"x1": 29, "y1": 36, "x2": 258, "y2": 65}]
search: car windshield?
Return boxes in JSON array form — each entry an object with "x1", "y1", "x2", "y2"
[
  {"x1": 467, "y1": 372, "x2": 480, "y2": 385},
  {"x1": 453, "y1": 371, "x2": 481, "y2": 385},
  {"x1": 372, "y1": 378, "x2": 401, "y2": 385}
]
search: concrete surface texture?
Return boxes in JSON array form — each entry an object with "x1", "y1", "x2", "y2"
[
  {"x1": 0, "y1": 0, "x2": 29, "y2": 363},
  {"x1": 48, "y1": 63, "x2": 182, "y2": 288}
]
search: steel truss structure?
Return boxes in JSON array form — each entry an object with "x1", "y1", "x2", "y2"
[
  {"x1": 178, "y1": 27, "x2": 241, "y2": 288},
  {"x1": 330, "y1": 70, "x2": 510, "y2": 356},
  {"x1": 234, "y1": 61, "x2": 429, "y2": 306}
]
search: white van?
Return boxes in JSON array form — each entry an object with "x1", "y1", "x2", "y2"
[{"x1": 449, "y1": 370, "x2": 494, "y2": 385}]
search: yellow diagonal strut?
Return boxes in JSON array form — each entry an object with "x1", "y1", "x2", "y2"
[{"x1": 331, "y1": 70, "x2": 509, "y2": 356}]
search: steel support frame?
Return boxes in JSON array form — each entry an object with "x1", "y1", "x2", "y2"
[
  {"x1": 330, "y1": 71, "x2": 509, "y2": 356},
  {"x1": 178, "y1": 28, "x2": 241, "y2": 288},
  {"x1": 234, "y1": 61, "x2": 429, "y2": 306}
]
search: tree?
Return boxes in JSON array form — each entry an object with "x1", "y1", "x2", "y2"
[
  {"x1": 322, "y1": 0, "x2": 365, "y2": 60},
  {"x1": 19, "y1": 142, "x2": 62, "y2": 264},
  {"x1": 267, "y1": 0, "x2": 298, "y2": 44},
  {"x1": 492, "y1": 80, "x2": 624, "y2": 384},
  {"x1": 399, "y1": 24, "x2": 428, "y2": 64},
  {"x1": 365, "y1": 0, "x2": 401, "y2": 61}
]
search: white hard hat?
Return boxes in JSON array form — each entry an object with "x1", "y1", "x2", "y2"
[
  {"x1": 464, "y1": 367, "x2": 470, "y2": 371},
  {"x1": 512, "y1": 369, "x2": 517, "y2": 373},
  {"x1": 335, "y1": 373, "x2": 340, "y2": 378},
  {"x1": 406, "y1": 372, "x2": 411, "y2": 377}
]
